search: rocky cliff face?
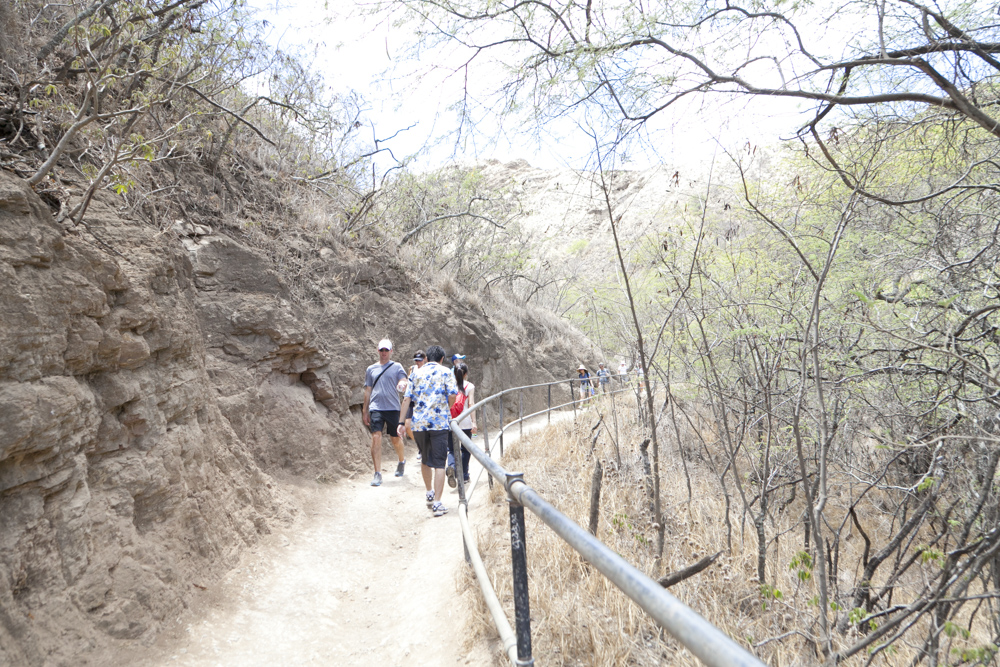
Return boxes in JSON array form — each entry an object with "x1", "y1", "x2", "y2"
[
  {"x1": 0, "y1": 172, "x2": 290, "y2": 666},
  {"x1": 0, "y1": 171, "x2": 591, "y2": 665}
]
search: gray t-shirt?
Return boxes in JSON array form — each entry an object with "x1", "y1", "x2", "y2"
[{"x1": 364, "y1": 361, "x2": 408, "y2": 411}]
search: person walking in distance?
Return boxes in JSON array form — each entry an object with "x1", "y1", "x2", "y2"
[
  {"x1": 398, "y1": 345, "x2": 458, "y2": 517},
  {"x1": 446, "y1": 361, "x2": 477, "y2": 488},
  {"x1": 577, "y1": 365, "x2": 593, "y2": 402},
  {"x1": 362, "y1": 339, "x2": 409, "y2": 487},
  {"x1": 596, "y1": 362, "x2": 611, "y2": 394}
]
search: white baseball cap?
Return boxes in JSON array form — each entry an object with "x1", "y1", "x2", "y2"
[{"x1": 377, "y1": 339, "x2": 393, "y2": 351}]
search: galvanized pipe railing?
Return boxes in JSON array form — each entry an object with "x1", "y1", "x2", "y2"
[{"x1": 449, "y1": 374, "x2": 765, "y2": 667}]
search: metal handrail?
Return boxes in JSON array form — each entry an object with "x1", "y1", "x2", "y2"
[{"x1": 449, "y1": 374, "x2": 765, "y2": 667}]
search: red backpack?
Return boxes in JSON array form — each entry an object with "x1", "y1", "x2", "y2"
[{"x1": 450, "y1": 389, "x2": 467, "y2": 418}]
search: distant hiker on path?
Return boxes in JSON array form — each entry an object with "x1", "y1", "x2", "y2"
[
  {"x1": 447, "y1": 361, "x2": 476, "y2": 489},
  {"x1": 577, "y1": 365, "x2": 593, "y2": 401},
  {"x1": 398, "y1": 345, "x2": 458, "y2": 517},
  {"x1": 363, "y1": 339, "x2": 409, "y2": 487},
  {"x1": 596, "y1": 362, "x2": 611, "y2": 394}
]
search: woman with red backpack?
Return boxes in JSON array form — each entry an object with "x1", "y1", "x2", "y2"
[{"x1": 447, "y1": 362, "x2": 476, "y2": 488}]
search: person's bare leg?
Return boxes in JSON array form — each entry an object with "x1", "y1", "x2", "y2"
[
  {"x1": 389, "y1": 435, "x2": 405, "y2": 463},
  {"x1": 433, "y1": 468, "x2": 446, "y2": 502},
  {"x1": 370, "y1": 431, "x2": 382, "y2": 472},
  {"x1": 421, "y1": 463, "x2": 433, "y2": 492}
]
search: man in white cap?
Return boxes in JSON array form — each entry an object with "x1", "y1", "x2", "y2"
[{"x1": 363, "y1": 338, "x2": 409, "y2": 486}]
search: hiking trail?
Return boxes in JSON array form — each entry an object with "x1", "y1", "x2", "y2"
[{"x1": 111, "y1": 415, "x2": 569, "y2": 666}]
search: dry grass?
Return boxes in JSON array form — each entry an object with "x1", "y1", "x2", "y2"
[{"x1": 467, "y1": 398, "x2": 997, "y2": 666}]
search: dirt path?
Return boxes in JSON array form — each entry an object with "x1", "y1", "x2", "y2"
[{"x1": 115, "y1": 415, "x2": 569, "y2": 667}]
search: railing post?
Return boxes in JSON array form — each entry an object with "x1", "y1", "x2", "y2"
[
  {"x1": 499, "y1": 395, "x2": 505, "y2": 457},
  {"x1": 455, "y1": 435, "x2": 468, "y2": 506},
  {"x1": 455, "y1": 441, "x2": 471, "y2": 563},
  {"x1": 506, "y1": 473, "x2": 534, "y2": 666},
  {"x1": 547, "y1": 384, "x2": 551, "y2": 424},
  {"x1": 572, "y1": 380, "x2": 577, "y2": 419},
  {"x1": 483, "y1": 405, "x2": 492, "y2": 490},
  {"x1": 519, "y1": 389, "x2": 524, "y2": 438},
  {"x1": 611, "y1": 387, "x2": 620, "y2": 453}
]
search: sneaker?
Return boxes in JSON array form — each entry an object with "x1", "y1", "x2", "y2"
[
  {"x1": 371, "y1": 472, "x2": 382, "y2": 487},
  {"x1": 395, "y1": 461, "x2": 405, "y2": 477},
  {"x1": 426, "y1": 490, "x2": 435, "y2": 507},
  {"x1": 416, "y1": 452, "x2": 422, "y2": 462},
  {"x1": 446, "y1": 465, "x2": 456, "y2": 488},
  {"x1": 432, "y1": 501, "x2": 448, "y2": 517}
]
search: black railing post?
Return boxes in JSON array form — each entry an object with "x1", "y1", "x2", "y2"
[
  {"x1": 499, "y1": 395, "x2": 505, "y2": 457},
  {"x1": 547, "y1": 384, "x2": 551, "y2": 424},
  {"x1": 506, "y1": 473, "x2": 534, "y2": 666}
]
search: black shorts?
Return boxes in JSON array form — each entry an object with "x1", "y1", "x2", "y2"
[
  {"x1": 369, "y1": 410, "x2": 400, "y2": 435},
  {"x1": 414, "y1": 430, "x2": 449, "y2": 468}
]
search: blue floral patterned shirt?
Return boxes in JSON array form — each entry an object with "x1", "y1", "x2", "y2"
[{"x1": 405, "y1": 361, "x2": 459, "y2": 431}]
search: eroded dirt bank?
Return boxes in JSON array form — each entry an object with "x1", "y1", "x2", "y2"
[{"x1": 0, "y1": 172, "x2": 594, "y2": 665}]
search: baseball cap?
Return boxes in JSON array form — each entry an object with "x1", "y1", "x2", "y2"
[
  {"x1": 413, "y1": 350, "x2": 426, "y2": 361},
  {"x1": 377, "y1": 339, "x2": 393, "y2": 351},
  {"x1": 452, "y1": 353, "x2": 466, "y2": 362}
]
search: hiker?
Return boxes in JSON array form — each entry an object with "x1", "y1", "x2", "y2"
[
  {"x1": 618, "y1": 361, "x2": 629, "y2": 385},
  {"x1": 397, "y1": 345, "x2": 458, "y2": 517},
  {"x1": 446, "y1": 361, "x2": 476, "y2": 488},
  {"x1": 577, "y1": 365, "x2": 592, "y2": 401},
  {"x1": 596, "y1": 362, "x2": 611, "y2": 394},
  {"x1": 362, "y1": 339, "x2": 409, "y2": 487}
]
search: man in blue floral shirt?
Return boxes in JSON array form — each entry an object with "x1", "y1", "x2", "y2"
[{"x1": 398, "y1": 345, "x2": 458, "y2": 517}]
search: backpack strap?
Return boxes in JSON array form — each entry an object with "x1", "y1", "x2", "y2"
[{"x1": 371, "y1": 362, "x2": 401, "y2": 394}]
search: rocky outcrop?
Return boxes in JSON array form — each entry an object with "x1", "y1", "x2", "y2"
[
  {"x1": 0, "y1": 172, "x2": 288, "y2": 666},
  {"x1": 0, "y1": 170, "x2": 595, "y2": 665}
]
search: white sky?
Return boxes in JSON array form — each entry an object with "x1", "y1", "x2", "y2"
[{"x1": 250, "y1": 0, "x2": 830, "y2": 173}]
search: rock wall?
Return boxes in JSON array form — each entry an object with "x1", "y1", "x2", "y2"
[
  {"x1": 0, "y1": 173, "x2": 288, "y2": 666},
  {"x1": 0, "y1": 172, "x2": 593, "y2": 665}
]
